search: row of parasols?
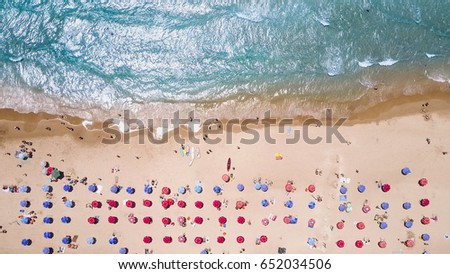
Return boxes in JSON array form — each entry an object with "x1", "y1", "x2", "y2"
[
  {"x1": 338, "y1": 199, "x2": 430, "y2": 214},
  {"x1": 334, "y1": 235, "x2": 430, "y2": 249}
]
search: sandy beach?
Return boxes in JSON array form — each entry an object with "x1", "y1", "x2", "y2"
[{"x1": 1, "y1": 94, "x2": 450, "y2": 254}]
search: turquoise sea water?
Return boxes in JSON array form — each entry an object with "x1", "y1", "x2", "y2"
[{"x1": 1, "y1": 0, "x2": 450, "y2": 120}]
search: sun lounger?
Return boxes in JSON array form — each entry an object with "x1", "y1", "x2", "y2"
[{"x1": 95, "y1": 185, "x2": 103, "y2": 195}]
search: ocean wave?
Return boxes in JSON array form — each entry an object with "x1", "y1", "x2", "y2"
[
  {"x1": 426, "y1": 72, "x2": 450, "y2": 84},
  {"x1": 358, "y1": 60, "x2": 374, "y2": 68},
  {"x1": 379, "y1": 58, "x2": 399, "y2": 66},
  {"x1": 426, "y1": 53, "x2": 437, "y2": 58}
]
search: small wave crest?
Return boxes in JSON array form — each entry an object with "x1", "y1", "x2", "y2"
[
  {"x1": 358, "y1": 60, "x2": 374, "y2": 68},
  {"x1": 379, "y1": 58, "x2": 399, "y2": 66}
]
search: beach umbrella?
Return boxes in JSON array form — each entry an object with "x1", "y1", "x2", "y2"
[
  {"x1": 125, "y1": 200, "x2": 135, "y2": 208},
  {"x1": 177, "y1": 200, "x2": 186, "y2": 208},
  {"x1": 63, "y1": 184, "x2": 73, "y2": 192},
  {"x1": 119, "y1": 248, "x2": 128, "y2": 254},
  {"x1": 61, "y1": 216, "x2": 71, "y2": 224},
  {"x1": 144, "y1": 185, "x2": 153, "y2": 194},
  {"x1": 195, "y1": 201, "x2": 204, "y2": 209},
  {"x1": 308, "y1": 202, "x2": 316, "y2": 209},
  {"x1": 336, "y1": 221, "x2": 344, "y2": 230},
  {"x1": 307, "y1": 238, "x2": 316, "y2": 247},
  {"x1": 44, "y1": 232, "x2": 54, "y2": 239},
  {"x1": 283, "y1": 216, "x2": 291, "y2": 224},
  {"x1": 336, "y1": 240, "x2": 345, "y2": 248},
  {"x1": 308, "y1": 184, "x2": 316, "y2": 193},
  {"x1": 405, "y1": 239, "x2": 414, "y2": 247},
  {"x1": 163, "y1": 236, "x2": 172, "y2": 244},
  {"x1": 41, "y1": 185, "x2": 52, "y2": 192},
  {"x1": 235, "y1": 200, "x2": 245, "y2": 209},
  {"x1": 128, "y1": 215, "x2": 138, "y2": 224},
  {"x1": 51, "y1": 169, "x2": 61, "y2": 179},
  {"x1": 194, "y1": 185, "x2": 203, "y2": 193},
  {"x1": 22, "y1": 239, "x2": 32, "y2": 246},
  {"x1": 162, "y1": 217, "x2": 171, "y2": 226},
  {"x1": 419, "y1": 178, "x2": 428, "y2": 187},
  {"x1": 285, "y1": 182, "x2": 293, "y2": 192},
  {"x1": 108, "y1": 200, "x2": 118, "y2": 208},
  {"x1": 167, "y1": 198, "x2": 174, "y2": 206},
  {"x1": 43, "y1": 217, "x2": 53, "y2": 224},
  {"x1": 41, "y1": 168, "x2": 49, "y2": 175},
  {"x1": 109, "y1": 237, "x2": 118, "y2": 245},
  {"x1": 143, "y1": 199, "x2": 152, "y2": 207},
  {"x1": 143, "y1": 216, "x2": 152, "y2": 224},
  {"x1": 177, "y1": 216, "x2": 186, "y2": 226},
  {"x1": 222, "y1": 174, "x2": 230, "y2": 183},
  {"x1": 357, "y1": 184, "x2": 366, "y2": 193},
  {"x1": 65, "y1": 200, "x2": 74, "y2": 208},
  {"x1": 43, "y1": 201, "x2": 53, "y2": 209},
  {"x1": 404, "y1": 220, "x2": 413, "y2": 228},
  {"x1": 92, "y1": 200, "x2": 101, "y2": 208},
  {"x1": 401, "y1": 167, "x2": 411, "y2": 175},
  {"x1": 338, "y1": 204, "x2": 346, "y2": 212},
  {"x1": 178, "y1": 186, "x2": 186, "y2": 194},
  {"x1": 236, "y1": 236, "x2": 245, "y2": 244},
  {"x1": 355, "y1": 240, "x2": 364, "y2": 248},
  {"x1": 379, "y1": 222, "x2": 388, "y2": 230},
  {"x1": 421, "y1": 217, "x2": 430, "y2": 225},
  {"x1": 213, "y1": 200, "x2": 222, "y2": 209},
  {"x1": 356, "y1": 222, "x2": 365, "y2": 230},
  {"x1": 161, "y1": 200, "x2": 170, "y2": 209},
  {"x1": 421, "y1": 234, "x2": 430, "y2": 241},
  {"x1": 308, "y1": 218, "x2": 316, "y2": 228},
  {"x1": 378, "y1": 240, "x2": 387, "y2": 248},
  {"x1": 41, "y1": 161, "x2": 48, "y2": 168},
  {"x1": 19, "y1": 185, "x2": 30, "y2": 193},
  {"x1": 285, "y1": 200, "x2": 293, "y2": 208},
  {"x1": 108, "y1": 216, "x2": 118, "y2": 224},
  {"x1": 381, "y1": 202, "x2": 389, "y2": 210},
  {"x1": 260, "y1": 235, "x2": 268, "y2": 243},
  {"x1": 126, "y1": 187, "x2": 135, "y2": 194},
  {"x1": 290, "y1": 216, "x2": 298, "y2": 224},
  {"x1": 381, "y1": 184, "x2": 391, "y2": 192},
  {"x1": 62, "y1": 236, "x2": 72, "y2": 245},
  {"x1": 162, "y1": 187, "x2": 171, "y2": 195},
  {"x1": 178, "y1": 235, "x2": 187, "y2": 243},
  {"x1": 20, "y1": 200, "x2": 30, "y2": 208},
  {"x1": 194, "y1": 216, "x2": 203, "y2": 224},
  {"x1": 254, "y1": 182, "x2": 262, "y2": 190},
  {"x1": 18, "y1": 152, "x2": 28, "y2": 160},
  {"x1": 143, "y1": 236, "x2": 152, "y2": 244},
  {"x1": 261, "y1": 218, "x2": 269, "y2": 226},
  {"x1": 237, "y1": 216, "x2": 245, "y2": 224},
  {"x1": 403, "y1": 202, "x2": 411, "y2": 210},
  {"x1": 194, "y1": 237, "x2": 203, "y2": 245},
  {"x1": 340, "y1": 186, "x2": 347, "y2": 194},
  {"x1": 237, "y1": 184, "x2": 244, "y2": 192},
  {"x1": 261, "y1": 199, "x2": 269, "y2": 207},
  {"x1": 88, "y1": 184, "x2": 97, "y2": 192},
  {"x1": 261, "y1": 184, "x2": 269, "y2": 192},
  {"x1": 420, "y1": 199, "x2": 430, "y2": 207},
  {"x1": 110, "y1": 185, "x2": 120, "y2": 194},
  {"x1": 87, "y1": 237, "x2": 96, "y2": 245},
  {"x1": 362, "y1": 204, "x2": 371, "y2": 213},
  {"x1": 43, "y1": 247, "x2": 53, "y2": 254},
  {"x1": 218, "y1": 216, "x2": 227, "y2": 224},
  {"x1": 213, "y1": 186, "x2": 221, "y2": 194},
  {"x1": 217, "y1": 236, "x2": 225, "y2": 243},
  {"x1": 88, "y1": 217, "x2": 98, "y2": 224}
]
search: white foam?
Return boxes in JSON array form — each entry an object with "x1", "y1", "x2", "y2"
[
  {"x1": 379, "y1": 58, "x2": 398, "y2": 66},
  {"x1": 316, "y1": 17, "x2": 330, "y2": 26},
  {"x1": 358, "y1": 60, "x2": 374, "y2": 68},
  {"x1": 82, "y1": 120, "x2": 93, "y2": 130},
  {"x1": 426, "y1": 53, "x2": 437, "y2": 58},
  {"x1": 236, "y1": 10, "x2": 264, "y2": 23},
  {"x1": 425, "y1": 71, "x2": 450, "y2": 84}
]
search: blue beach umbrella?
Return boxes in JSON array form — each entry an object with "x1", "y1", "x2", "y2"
[
  {"x1": 44, "y1": 232, "x2": 54, "y2": 239},
  {"x1": 340, "y1": 186, "x2": 347, "y2": 194},
  {"x1": 62, "y1": 236, "x2": 71, "y2": 245},
  {"x1": 357, "y1": 184, "x2": 366, "y2": 193},
  {"x1": 307, "y1": 238, "x2": 316, "y2": 246},
  {"x1": 381, "y1": 202, "x2": 389, "y2": 210},
  {"x1": 308, "y1": 202, "x2": 316, "y2": 209},
  {"x1": 289, "y1": 217, "x2": 297, "y2": 224},
  {"x1": 61, "y1": 216, "x2": 71, "y2": 224},
  {"x1": 63, "y1": 184, "x2": 73, "y2": 192},
  {"x1": 213, "y1": 186, "x2": 221, "y2": 193},
  {"x1": 110, "y1": 185, "x2": 120, "y2": 194},
  {"x1": 21, "y1": 217, "x2": 30, "y2": 224},
  {"x1": 200, "y1": 249, "x2": 209, "y2": 254},
  {"x1": 144, "y1": 185, "x2": 153, "y2": 194},
  {"x1": 401, "y1": 167, "x2": 411, "y2": 175},
  {"x1": 178, "y1": 186, "x2": 186, "y2": 194},
  {"x1": 285, "y1": 200, "x2": 293, "y2": 208},
  {"x1": 254, "y1": 182, "x2": 261, "y2": 190},
  {"x1": 87, "y1": 237, "x2": 96, "y2": 245},
  {"x1": 126, "y1": 187, "x2": 135, "y2": 194},
  {"x1": 20, "y1": 200, "x2": 30, "y2": 208},
  {"x1": 237, "y1": 184, "x2": 244, "y2": 192},
  {"x1": 379, "y1": 222, "x2": 388, "y2": 230},
  {"x1": 261, "y1": 199, "x2": 269, "y2": 207},
  {"x1": 19, "y1": 185, "x2": 30, "y2": 193},
  {"x1": 109, "y1": 237, "x2": 118, "y2": 245},
  {"x1": 338, "y1": 204, "x2": 346, "y2": 212},
  {"x1": 194, "y1": 185, "x2": 203, "y2": 193},
  {"x1": 21, "y1": 239, "x2": 32, "y2": 246},
  {"x1": 43, "y1": 201, "x2": 53, "y2": 209},
  {"x1": 119, "y1": 247, "x2": 128, "y2": 254},
  {"x1": 403, "y1": 202, "x2": 411, "y2": 210},
  {"x1": 421, "y1": 234, "x2": 430, "y2": 241},
  {"x1": 261, "y1": 184, "x2": 269, "y2": 192},
  {"x1": 43, "y1": 217, "x2": 53, "y2": 224},
  {"x1": 404, "y1": 220, "x2": 413, "y2": 228},
  {"x1": 43, "y1": 247, "x2": 53, "y2": 254},
  {"x1": 42, "y1": 185, "x2": 52, "y2": 192},
  {"x1": 88, "y1": 184, "x2": 97, "y2": 192},
  {"x1": 65, "y1": 200, "x2": 74, "y2": 208}
]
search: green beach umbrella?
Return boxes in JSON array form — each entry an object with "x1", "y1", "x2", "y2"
[{"x1": 51, "y1": 169, "x2": 61, "y2": 179}]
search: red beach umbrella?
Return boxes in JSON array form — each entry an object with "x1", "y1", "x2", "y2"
[
  {"x1": 285, "y1": 182, "x2": 293, "y2": 192},
  {"x1": 88, "y1": 217, "x2": 97, "y2": 224},
  {"x1": 236, "y1": 236, "x2": 245, "y2": 244},
  {"x1": 143, "y1": 236, "x2": 152, "y2": 244},
  {"x1": 128, "y1": 215, "x2": 137, "y2": 224},
  {"x1": 178, "y1": 235, "x2": 186, "y2": 243},
  {"x1": 162, "y1": 217, "x2": 171, "y2": 226},
  {"x1": 213, "y1": 200, "x2": 222, "y2": 209},
  {"x1": 143, "y1": 200, "x2": 152, "y2": 207},
  {"x1": 222, "y1": 174, "x2": 230, "y2": 183},
  {"x1": 194, "y1": 237, "x2": 203, "y2": 245},
  {"x1": 162, "y1": 187, "x2": 171, "y2": 195},
  {"x1": 283, "y1": 216, "x2": 291, "y2": 224},
  {"x1": 308, "y1": 184, "x2": 316, "y2": 193},
  {"x1": 356, "y1": 222, "x2": 365, "y2": 230},
  {"x1": 420, "y1": 199, "x2": 430, "y2": 207},
  {"x1": 261, "y1": 218, "x2": 269, "y2": 226},
  {"x1": 308, "y1": 218, "x2": 316, "y2": 228},
  {"x1": 167, "y1": 198, "x2": 174, "y2": 206},
  {"x1": 421, "y1": 217, "x2": 430, "y2": 225},
  {"x1": 362, "y1": 204, "x2": 371, "y2": 213},
  {"x1": 355, "y1": 240, "x2": 364, "y2": 248},
  {"x1": 143, "y1": 216, "x2": 152, "y2": 224},
  {"x1": 108, "y1": 216, "x2": 118, "y2": 224},
  {"x1": 108, "y1": 200, "x2": 118, "y2": 208},
  {"x1": 218, "y1": 216, "x2": 227, "y2": 224},
  {"x1": 418, "y1": 178, "x2": 428, "y2": 187},
  {"x1": 237, "y1": 216, "x2": 245, "y2": 224},
  {"x1": 178, "y1": 216, "x2": 186, "y2": 226},
  {"x1": 126, "y1": 200, "x2": 135, "y2": 208},
  {"x1": 217, "y1": 236, "x2": 225, "y2": 244},
  {"x1": 405, "y1": 239, "x2": 414, "y2": 247},
  {"x1": 92, "y1": 201, "x2": 101, "y2": 208},
  {"x1": 161, "y1": 200, "x2": 170, "y2": 209},
  {"x1": 235, "y1": 200, "x2": 245, "y2": 209},
  {"x1": 195, "y1": 201, "x2": 204, "y2": 209},
  {"x1": 336, "y1": 221, "x2": 344, "y2": 230},
  {"x1": 260, "y1": 235, "x2": 268, "y2": 243},
  {"x1": 163, "y1": 236, "x2": 172, "y2": 244},
  {"x1": 336, "y1": 240, "x2": 345, "y2": 248},
  {"x1": 194, "y1": 216, "x2": 203, "y2": 224},
  {"x1": 381, "y1": 184, "x2": 391, "y2": 192},
  {"x1": 378, "y1": 240, "x2": 387, "y2": 248},
  {"x1": 177, "y1": 200, "x2": 186, "y2": 208}
]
